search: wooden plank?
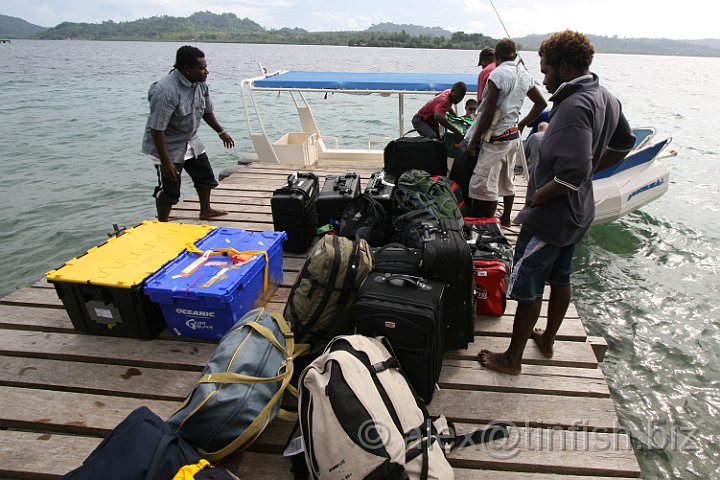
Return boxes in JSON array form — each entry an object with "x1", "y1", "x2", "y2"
[
  {"x1": 455, "y1": 470, "x2": 637, "y2": 480},
  {"x1": 0, "y1": 356, "x2": 199, "y2": 402},
  {"x1": 448, "y1": 424, "x2": 640, "y2": 477},
  {"x1": 428, "y1": 390, "x2": 621, "y2": 431},
  {"x1": 0, "y1": 386, "x2": 179, "y2": 436},
  {"x1": 0, "y1": 305, "x2": 74, "y2": 332},
  {"x1": 0, "y1": 330, "x2": 214, "y2": 370},
  {"x1": 0, "y1": 430, "x2": 100, "y2": 479},
  {"x1": 439, "y1": 362, "x2": 610, "y2": 398},
  {"x1": 0, "y1": 429, "x2": 639, "y2": 480},
  {"x1": 0, "y1": 386, "x2": 293, "y2": 452},
  {"x1": 588, "y1": 335, "x2": 609, "y2": 362},
  {"x1": 445, "y1": 336, "x2": 598, "y2": 369}
]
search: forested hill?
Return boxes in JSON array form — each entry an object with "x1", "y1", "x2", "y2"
[
  {"x1": 515, "y1": 33, "x2": 720, "y2": 58},
  {"x1": 3, "y1": 10, "x2": 720, "y2": 57},
  {"x1": 28, "y1": 11, "x2": 497, "y2": 49},
  {"x1": 0, "y1": 14, "x2": 47, "y2": 37}
]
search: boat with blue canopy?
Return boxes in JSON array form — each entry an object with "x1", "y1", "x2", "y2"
[{"x1": 240, "y1": 69, "x2": 673, "y2": 225}]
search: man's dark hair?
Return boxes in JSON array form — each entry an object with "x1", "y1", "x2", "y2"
[
  {"x1": 479, "y1": 47, "x2": 495, "y2": 62},
  {"x1": 174, "y1": 45, "x2": 205, "y2": 70},
  {"x1": 452, "y1": 81, "x2": 467, "y2": 94},
  {"x1": 494, "y1": 38, "x2": 517, "y2": 61},
  {"x1": 539, "y1": 30, "x2": 595, "y2": 72}
]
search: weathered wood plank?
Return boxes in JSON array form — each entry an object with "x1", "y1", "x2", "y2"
[
  {"x1": 448, "y1": 424, "x2": 639, "y2": 477},
  {"x1": 0, "y1": 305, "x2": 74, "y2": 332},
  {"x1": 0, "y1": 430, "x2": 100, "y2": 479},
  {"x1": 429, "y1": 390, "x2": 621, "y2": 431},
  {"x1": 0, "y1": 386, "x2": 293, "y2": 452},
  {"x1": 445, "y1": 336, "x2": 598, "y2": 369},
  {"x1": 439, "y1": 362, "x2": 610, "y2": 398},
  {"x1": 0, "y1": 386, "x2": 179, "y2": 436},
  {"x1": 0, "y1": 330, "x2": 215, "y2": 370},
  {"x1": 0, "y1": 356, "x2": 199, "y2": 401},
  {"x1": 0, "y1": 429, "x2": 638, "y2": 480}
]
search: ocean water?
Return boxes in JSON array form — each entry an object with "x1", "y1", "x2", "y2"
[{"x1": 1, "y1": 40, "x2": 719, "y2": 478}]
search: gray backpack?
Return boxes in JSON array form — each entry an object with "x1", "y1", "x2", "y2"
[
  {"x1": 284, "y1": 235, "x2": 374, "y2": 352},
  {"x1": 296, "y1": 335, "x2": 510, "y2": 479}
]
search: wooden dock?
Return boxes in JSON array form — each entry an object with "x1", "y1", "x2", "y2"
[{"x1": 0, "y1": 163, "x2": 641, "y2": 478}]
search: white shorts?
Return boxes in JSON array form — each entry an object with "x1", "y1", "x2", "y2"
[{"x1": 468, "y1": 138, "x2": 520, "y2": 201}]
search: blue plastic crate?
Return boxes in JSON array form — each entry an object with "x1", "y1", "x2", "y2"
[{"x1": 144, "y1": 228, "x2": 286, "y2": 340}]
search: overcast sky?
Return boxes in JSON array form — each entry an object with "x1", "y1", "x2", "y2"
[{"x1": 4, "y1": 0, "x2": 715, "y2": 40}]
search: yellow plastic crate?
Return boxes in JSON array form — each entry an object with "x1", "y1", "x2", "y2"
[{"x1": 46, "y1": 221, "x2": 215, "y2": 338}]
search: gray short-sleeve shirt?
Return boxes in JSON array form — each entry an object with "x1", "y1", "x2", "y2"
[{"x1": 141, "y1": 70, "x2": 214, "y2": 164}]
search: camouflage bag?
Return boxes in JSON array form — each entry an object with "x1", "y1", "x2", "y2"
[
  {"x1": 392, "y1": 169, "x2": 463, "y2": 224},
  {"x1": 283, "y1": 235, "x2": 374, "y2": 353}
]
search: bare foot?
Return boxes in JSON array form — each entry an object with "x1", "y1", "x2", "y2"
[
  {"x1": 199, "y1": 209, "x2": 228, "y2": 220},
  {"x1": 479, "y1": 349, "x2": 521, "y2": 375},
  {"x1": 531, "y1": 328, "x2": 554, "y2": 358}
]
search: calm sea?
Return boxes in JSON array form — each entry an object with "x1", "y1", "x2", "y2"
[{"x1": 1, "y1": 40, "x2": 718, "y2": 478}]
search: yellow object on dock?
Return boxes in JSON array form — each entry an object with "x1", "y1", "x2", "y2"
[{"x1": 46, "y1": 221, "x2": 214, "y2": 288}]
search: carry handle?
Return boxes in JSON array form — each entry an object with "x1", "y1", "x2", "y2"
[
  {"x1": 287, "y1": 172, "x2": 298, "y2": 186},
  {"x1": 373, "y1": 243, "x2": 416, "y2": 256},
  {"x1": 374, "y1": 273, "x2": 432, "y2": 291}
]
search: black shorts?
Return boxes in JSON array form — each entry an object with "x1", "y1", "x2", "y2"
[{"x1": 153, "y1": 152, "x2": 219, "y2": 205}]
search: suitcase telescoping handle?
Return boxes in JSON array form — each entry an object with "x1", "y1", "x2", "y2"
[{"x1": 374, "y1": 273, "x2": 433, "y2": 291}]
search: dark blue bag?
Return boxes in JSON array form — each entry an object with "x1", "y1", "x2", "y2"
[{"x1": 61, "y1": 406, "x2": 201, "y2": 480}]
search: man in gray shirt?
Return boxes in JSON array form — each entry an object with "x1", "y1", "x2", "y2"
[
  {"x1": 480, "y1": 30, "x2": 635, "y2": 375},
  {"x1": 142, "y1": 45, "x2": 234, "y2": 221}
]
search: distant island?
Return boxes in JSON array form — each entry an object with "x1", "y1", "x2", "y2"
[{"x1": 2, "y1": 11, "x2": 720, "y2": 57}]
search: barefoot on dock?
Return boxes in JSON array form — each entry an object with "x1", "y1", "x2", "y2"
[
  {"x1": 531, "y1": 328, "x2": 554, "y2": 358},
  {"x1": 479, "y1": 349, "x2": 522, "y2": 375}
]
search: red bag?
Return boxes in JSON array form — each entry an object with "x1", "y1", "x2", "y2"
[{"x1": 473, "y1": 259, "x2": 507, "y2": 317}]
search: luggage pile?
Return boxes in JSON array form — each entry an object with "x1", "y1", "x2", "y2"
[{"x1": 63, "y1": 136, "x2": 515, "y2": 479}]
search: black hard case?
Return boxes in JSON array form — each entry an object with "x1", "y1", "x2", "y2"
[
  {"x1": 422, "y1": 218, "x2": 475, "y2": 350},
  {"x1": 384, "y1": 136, "x2": 448, "y2": 179},
  {"x1": 371, "y1": 243, "x2": 423, "y2": 277},
  {"x1": 271, "y1": 172, "x2": 319, "y2": 253},
  {"x1": 364, "y1": 171, "x2": 395, "y2": 213},
  {"x1": 316, "y1": 173, "x2": 361, "y2": 225},
  {"x1": 353, "y1": 272, "x2": 445, "y2": 403}
]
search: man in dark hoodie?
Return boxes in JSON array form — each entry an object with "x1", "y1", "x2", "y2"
[{"x1": 480, "y1": 30, "x2": 636, "y2": 375}]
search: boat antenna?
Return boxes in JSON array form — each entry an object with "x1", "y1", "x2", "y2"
[{"x1": 487, "y1": 0, "x2": 526, "y2": 68}]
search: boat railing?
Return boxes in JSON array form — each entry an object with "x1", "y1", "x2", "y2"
[{"x1": 368, "y1": 136, "x2": 396, "y2": 151}]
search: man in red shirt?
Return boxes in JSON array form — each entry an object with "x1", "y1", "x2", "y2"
[
  {"x1": 477, "y1": 47, "x2": 496, "y2": 101},
  {"x1": 411, "y1": 81, "x2": 467, "y2": 140}
]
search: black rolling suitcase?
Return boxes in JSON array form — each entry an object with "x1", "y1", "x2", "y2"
[
  {"x1": 316, "y1": 172, "x2": 361, "y2": 227},
  {"x1": 271, "y1": 172, "x2": 319, "y2": 253},
  {"x1": 422, "y1": 218, "x2": 475, "y2": 350},
  {"x1": 364, "y1": 171, "x2": 395, "y2": 212},
  {"x1": 384, "y1": 134, "x2": 448, "y2": 179},
  {"x1": 353, "y1": 272, "x2": 445, "y2": 403}
]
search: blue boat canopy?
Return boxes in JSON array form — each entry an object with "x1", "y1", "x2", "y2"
[{"x1": 252, "y1": 71, "x2": 479, "y2": 94}]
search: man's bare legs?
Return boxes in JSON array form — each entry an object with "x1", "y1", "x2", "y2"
[
  {"x1": 531, "y1": 283, "x2": 570, "y2": 358},
  {"x1": 480, "y1": 282, "x2": 571, "y2": 374},
  {"x1": 472, "y1": 199, "x2": 498, "y2": 219},
  {"x1": 197, "y1": 187, "x2": 227, "y2": 220},
  {"x1": 156, "y1": 199, "x2": 172, "y2": 222},
  {"x1": 480, "y1": 298, "x2": 542, "y2": 375},
  {"x1": 500, "y1": 194, "x2": 515, "y2": 227}
]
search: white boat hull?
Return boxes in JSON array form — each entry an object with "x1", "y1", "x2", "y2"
[{"x1": 592, "y1": 158, "x2": 669, "y2": 225}]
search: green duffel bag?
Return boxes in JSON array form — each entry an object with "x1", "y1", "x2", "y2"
[
  {"x1": 167, "y1": 308, "x2": 308, "y2": 462},
  {"x1": 392, "y1": 169, "x2": 464, "y2": 223}
]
